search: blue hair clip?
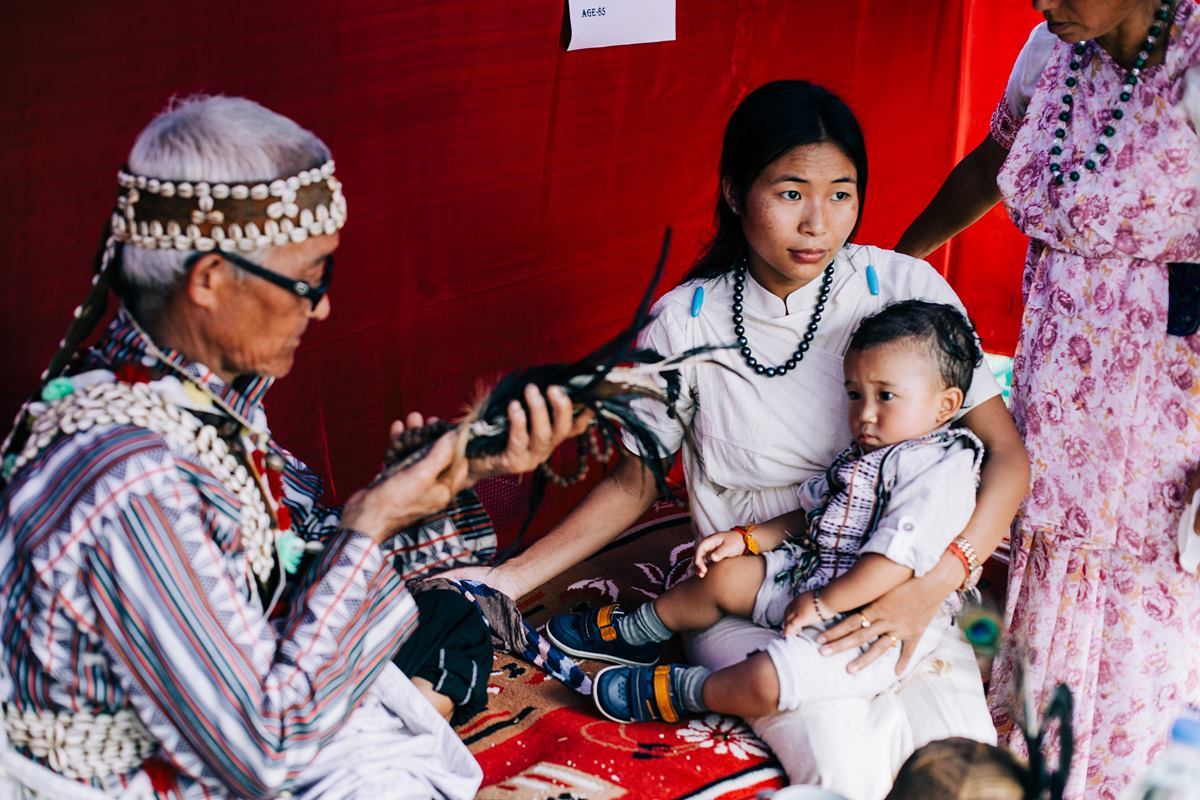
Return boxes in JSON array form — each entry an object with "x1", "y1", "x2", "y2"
[
  {"x1": 690, "y1": 286, "x2": 705, "y2": 317},
  {"x1": 865, "y1": 264, "x2": 879, "y2": 296}
]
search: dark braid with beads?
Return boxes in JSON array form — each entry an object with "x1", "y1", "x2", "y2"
[{"x1": 0, "y1": 227, "x2": 122, "y2": 482}]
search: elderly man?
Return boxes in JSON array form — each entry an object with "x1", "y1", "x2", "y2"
[{"x1": 0, "y1": 96, "x2": 579, "y2": 799}]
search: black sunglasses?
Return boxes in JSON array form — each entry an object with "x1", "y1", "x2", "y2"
[{"x1": 214, "y1": 250, "x2": 334, "y2": 309}]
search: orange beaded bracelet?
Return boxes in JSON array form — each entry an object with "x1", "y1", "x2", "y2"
[{"x1": 732, "y1": 524, "x2": 761, "y2": 555}]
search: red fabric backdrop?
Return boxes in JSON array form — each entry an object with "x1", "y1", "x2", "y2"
[{"x1": 0, "y1": 1, "x2": 1040, "y2": 537}]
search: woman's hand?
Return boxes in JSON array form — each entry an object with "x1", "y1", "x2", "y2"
[
  {"x1": 816, "y1": 556, "x2": 961, "y2": 674},
  {"x1": 342, "y1": 429, "x2": 468, "y2": 544},
  {"x1": 466, "y1": 384, "x2": 593, "y2": 483},
  {"x1": 693, "y1": 530, "x2": 746, "y2": 577},
  {"x1": 783, "y1": 592, "x2": 818, "y2": 637}
]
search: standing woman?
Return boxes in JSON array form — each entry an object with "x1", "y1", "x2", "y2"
[
  {"x1": 448, "y1": 80, "x2": 1030, "y2": 797},
  {"x1": 897, "y1": 1, "x2": 1200, "y2": 796}
]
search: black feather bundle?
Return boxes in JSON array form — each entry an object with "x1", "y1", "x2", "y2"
[{"x1": 382, "y1": 226, "x2": 735, "y2": 536}]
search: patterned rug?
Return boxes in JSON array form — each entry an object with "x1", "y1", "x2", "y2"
[{"x1": 457, "y1": 503, "x2": 787, "y2": 799}]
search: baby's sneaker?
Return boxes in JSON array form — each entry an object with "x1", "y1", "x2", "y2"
[
  {"x1": 544, "y1": 604, "x2": 661, "y2": 666},
  {"x1": 593, "y1": 664, "x2": 688, "y2": 723}
]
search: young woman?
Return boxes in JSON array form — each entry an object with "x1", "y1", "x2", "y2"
[{"x1": 447, "y1": 80, "x2": 1030, "y2": 797}]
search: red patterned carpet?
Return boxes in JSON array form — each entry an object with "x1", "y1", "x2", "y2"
[{"x1": 458, "y1": 506, "x2": 787, "y2": 799}]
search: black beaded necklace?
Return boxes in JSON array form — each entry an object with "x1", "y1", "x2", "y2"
[
  {"x1": 731, "y1": 259, "x2": 835, "y2": 377},
  {"x1": 1049, "y1": 0, "x2": 1173, "y2": 184}
]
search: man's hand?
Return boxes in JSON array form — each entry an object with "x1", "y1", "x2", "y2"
[
  {"x1": 466, "y1": 384, "x2": 592, "y2": 483},
  {"x1": 693, "y1": 530, "x2": 747, "y2": 578},
  {"x1": 342, "y1": 430, "x2": 467, "y2": 544}
]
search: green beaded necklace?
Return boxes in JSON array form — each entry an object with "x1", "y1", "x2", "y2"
[{"x1": 1049, "y1": 0, "x2": 1175, "y2": 185}]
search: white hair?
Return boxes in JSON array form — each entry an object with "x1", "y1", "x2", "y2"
[{"x1": 120, "y1": 95, "x2": 331, "y2": 323}]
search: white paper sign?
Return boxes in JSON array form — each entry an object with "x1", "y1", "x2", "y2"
[{"x1": 567, "y1": 0, "x2": 676, "y2": 51}]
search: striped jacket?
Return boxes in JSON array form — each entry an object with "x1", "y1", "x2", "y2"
[{"x1": 0, "y1": 313, "x2": 441, "y2": 798}]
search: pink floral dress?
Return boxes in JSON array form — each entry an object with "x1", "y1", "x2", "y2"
[{"x1": 987, "y1": 4, "x2": 1200, "y2": 798}]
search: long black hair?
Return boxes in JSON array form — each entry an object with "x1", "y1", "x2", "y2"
[{"x1": 683, "y1": 80, "x2": 868, "y2": 284}]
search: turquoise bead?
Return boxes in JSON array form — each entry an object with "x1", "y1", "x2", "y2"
[
  {"x1": 276, "y1": 530, "x2": 306, "y2": 574},
  {"x1": 40, "y1": 378, "x2": 75, "y2": 402}
]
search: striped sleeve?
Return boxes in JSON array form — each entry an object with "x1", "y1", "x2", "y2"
[{"x1": 84, "y1": 443, "x2": 417, "y2": 799}]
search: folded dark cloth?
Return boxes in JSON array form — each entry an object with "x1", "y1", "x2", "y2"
[
  {"x1": 393, "y1": 588, "x2": 494, "y2": 726},
  {"x1": 415, "y1": 577, "x2": 592, "y2": 695}
]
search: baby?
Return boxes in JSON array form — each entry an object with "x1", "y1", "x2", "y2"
[{"x1": 546, "y1": 299, "x2": 987, "y2": 723}]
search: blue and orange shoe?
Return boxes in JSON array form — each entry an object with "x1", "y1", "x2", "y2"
[
  {"x1": 544, "y1": 604, "x2": 662, "y2": 667},
  {"x1": 592, "y1": 663, "x2": 690, "y2": 723}
]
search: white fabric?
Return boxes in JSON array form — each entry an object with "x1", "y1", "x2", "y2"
[
  {"x1": 855, "y1": 443, "x2": 980, "y2": 577},
  {"x1": 623, "y1": 245, "x2": 1000, "y2": 799},
  {"x1": 0, "y1": 665, "x2": 480, "y2": 800},
  {"x1": 763, "y1": 618, "x2": 946, "y2": 714},
  {"x1": 290, "y1": 664, "x2": 482, "y2": 800},
  {"x1": 751, "y1": 552, "x2": 952, "y2": 719},
  {"x1": 1003, "y1": 21, "x2": 1200, "y2": 134},
  {"x1": 687, "y1": 618, "x2": 995, "y2": 800}
]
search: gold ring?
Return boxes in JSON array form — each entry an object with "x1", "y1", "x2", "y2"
[
  {"x1": 887, "y1": 634, "x2": 901, "y2": 647},
  {"x1": 859, "y1": 613, "x2": 871, "y2": 629}
]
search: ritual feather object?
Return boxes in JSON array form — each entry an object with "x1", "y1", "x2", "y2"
[{"x1": 382, "y1": 227, "x2": 735, "y2": 533}]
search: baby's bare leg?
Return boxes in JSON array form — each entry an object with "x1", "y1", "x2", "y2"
[
  {"x1": 700, "y1": 651, "x2": 781, "y2": 717},
  {"x1": 654, "y1": 554, "x2": 766, "y2": 632}
]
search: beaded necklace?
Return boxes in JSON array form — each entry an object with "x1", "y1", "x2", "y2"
[
  {"x1": 1049, "y1": 0, "x2": 1174, "y2": 184},
  {"x1": 120, "y1": 311, "x2": 314, "y2": 578},
  {"x1": 732, "y1": 258, "x2": 835, "y2": 377}
]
